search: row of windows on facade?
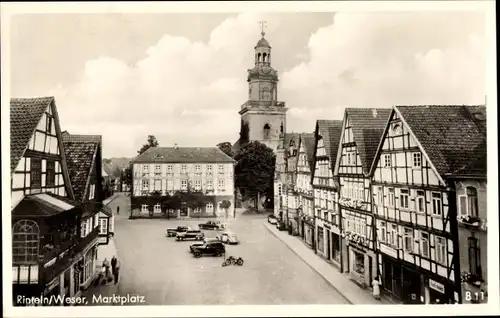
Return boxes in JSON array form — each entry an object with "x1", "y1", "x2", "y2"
[
  {"x1": 382, "y1": 152, "x2": 422, "y2": 168},
  {"x1": 378, "y1": 222, "x2": 449, "y2": 265},
  {"x1": 140, "y1": 179, "x2": 226, "y2": 193},
  {"x1": 137, "y1": 164, "x2": 228, "y2": 177},
  {"x1": 11, "y1": 216, "x2": 106, "y2": 263},
  {"x1": 141, "y1": 202, "x2": 217, "y2": 213}
]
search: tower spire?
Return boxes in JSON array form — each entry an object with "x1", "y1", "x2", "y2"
[{"x1": 259, "y1": 20, "x2": 267, "y2": 37}]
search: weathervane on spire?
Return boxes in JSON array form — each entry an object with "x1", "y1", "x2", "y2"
[{"x1": 259, "y1": 20, "x2": 267, "y2": 37}]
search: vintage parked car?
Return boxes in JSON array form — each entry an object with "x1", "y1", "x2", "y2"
[
  {"x1": 268, "y1": 214, "x2": 278, "y2": 225},
  {"x1": 176, "y1": 230, "x2": 205, "y2": 241},
  {"x1": 191, "y1": 241, "x2": 226, "y2": 257},
  {"x1": 166, "y1": 226, "x2": 189, "y2": 237},
  {"x1": 198, "y1": 220, "x2": 225, "y2": 230},
  {"x1": 217, "y1": 231, "x2": 239, "y2": 245},
  {"x1": 190, "y1": 238, "x2": 220, "y2": 252}
]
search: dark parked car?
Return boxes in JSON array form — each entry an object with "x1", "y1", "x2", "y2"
[
  {"x1": 176, "y1": 230, "x2": 204, "y2": 241},
  {"x1": 190, "y1": 241, "x2": 226, "y2": 257},
  {"x1": 276, "y1": 221, "x2": 287, "y2": 231},
  {"x1": 198, "y1": 220, "x2": 225, "y2": 230},
  {"x1": 166, "y1": 226, "x2": 189, "y2": 237}
]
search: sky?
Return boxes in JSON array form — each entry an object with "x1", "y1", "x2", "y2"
[{"x1": 10, "y1": 11, "x2": 487, "y2": 158}]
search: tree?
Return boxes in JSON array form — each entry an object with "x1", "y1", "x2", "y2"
[
  {"x1": 234, "y1": 141, "x2": 276, "y2": 212},
  {"x1": 239, "y1": 120, "x2": 250, "y2": 143},
  {"x1": 123, "y1": 165, "x2": 133, "y2": 186},
  {"x1": 219, "y1": 200, "x2": 232, "y2": 219},
  {"x1": 138, "y1": 135, "x2": 159, "y2": 155},
  {"x1": 217, "y1": 142, "x2": 234, "y2": 158}
]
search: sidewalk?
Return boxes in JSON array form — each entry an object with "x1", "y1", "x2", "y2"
[{"x1": 264, "y1": 222, "x2": 391, "y2": 305}]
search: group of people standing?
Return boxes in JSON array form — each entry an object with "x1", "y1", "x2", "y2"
[{"x1": 100, "y1": 256, "x2": 120, "y2": 285}]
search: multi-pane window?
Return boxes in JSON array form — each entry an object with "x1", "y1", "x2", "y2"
[
  {"x1": 468, "y1": 237, "x2": 481, "y2": 278},
  {"x1": 390, "y1": 224, "x2": 398, "y2": 247},
  {"x1": 383, "y1": 154, "x2": 392, "y2": 167},
  {"x1": 154, "y1": 165, "x2": 161, "y2": 176},
  {"x1": 403, "y1": 228, "x2": 413, "y2": 252},
  {"x1": 141, "y1": 204, "x2": 149, "y2": 213},
  {"x1": 459, "y1": 187, "x2": 479, "y2": 217},
  {"x1": 142, "y1": 180, "x2": 149, "y2": 195},
  {"x1": 218, "y1": 180, "x2": 225, "y2": 190},
  {"x1": 195, "y1": 180, "x2": 201, "y2": 191},
  {"x1": 154, "y1": 204, "x2": 161, "y2": 213},
  {"x1": 99, "y1": 218, "x2": 108, "y2": 235},
  {"x1": 420, "y1": 232, "x2": 429, "y2": 258},
  {"x1": 412, "y1": 153, "x2": 421, "y2": 168},
  {"x1": 154, "y1": 180, "x2": 161, "y2": 191},
  {"x1": 12, "y1": 220, "x2": 39, "y2": 263},
  {"x1": 142, "y1": 165, "x2": 149, "y2": 177},
  {"x1": 432, "y1": 192, "x2": 442, "y2": 216},
  {"x1": 195, "y1": 165, "x2": 201, "y2": 174},
  {"x1": 207, "y1": 180, "x2": 213, "y2": 190},
  {"x1": 379, "y1": 222, "x2": 386, "y2": 243},
  {"x1": 46, "y1": 160, "x2": 55, "y2": 186},
  {"x1": 30, "y1": 158, "x2": 42, "y2": 188},
  {"x1": 377, "y1": 187, "x2": 384, "y2": 205},
  {"x1": 207, "y1": 165, "x2": 213, "y2": 175},
  {"x1": 416, "y1": 190, "x2": 425, "y2": 213},
  {"x1": 400, "y1": 189, "x2": 409, "y2": 209},
  {"x1": 181, "y1": 165, "x2": 187, "y2": 174},
  {"x1": 181, "y1": 180, "x2": 188, "y2": 190},
  {"x1": 218, "y1": 164, "x2": 224, "y2": 174},
  {"x1": 388, "y1": 188, "x2": 395, "y2": 207},
  {"x1": 167, "y1": 165, "x2": 173, "y2": 175},
  {"x1": 167, "y1": 179, "x2": 174, "y2": 191},
  {"x1": 436, "y1": 237, "x2": 447, "y2": 265},
  {"x1": 206, "y1": 202, "x2": 214, "y2": 213}
]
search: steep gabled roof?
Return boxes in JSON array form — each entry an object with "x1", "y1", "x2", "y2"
[
  {"x1": 300, "y1": 133, "x2": 316, "y2": 172},
  {"x1": 10, "y1": 97, "x2": 54, "y2": 173},
  {"x1": 316, "y1": 120, "x2": 343, "y2": 170},
  {"x1": 12, "y1": 192, "x2": 81, "y2": 218},
  {"x1": 62, "y1": 133, "x2": 102, "y2": 202},
  {"x1": 345, "y1": 108, "x2": 392, "y2": 175},
  {"x1": 395, "y1": 105, "x2": 486, "y2": 178},
  {"x1": 284, "y1": 133, "x2": 300, "y2": 149},
  {"x1": 132, "y1": 147, "x2": 235, "y2": 163}
]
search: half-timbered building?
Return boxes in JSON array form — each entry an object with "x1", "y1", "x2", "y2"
[
  {"x1": 10, "y1": 97, "x2": 99, "y2": 305},
  {"x1": 295, "y1": 133, "x2": 316, "y2": 247},
  {"x1": 335, "y1": 108, "x2": 391, "y2": 288},
  {"x1": 311, "y1": 120, "x2": 343, "y2": 263},
  {"x1": 370, "y1": 105, "x2": 486, "y2": 304},
  {"x1": 285, "y1": 133, "x2": 301, "y2": 233}
]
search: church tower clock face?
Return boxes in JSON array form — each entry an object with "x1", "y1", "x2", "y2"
[{"x1": 237, "y1": 26, "x2": 288, "y2": 154}]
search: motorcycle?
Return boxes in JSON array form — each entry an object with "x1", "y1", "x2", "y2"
[{"x1": 221, "y1": 256, "x2": 244, "y2": 267}]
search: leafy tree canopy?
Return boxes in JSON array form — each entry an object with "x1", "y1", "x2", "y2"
[
  {"x1": 234, "y1": 141, "x2": 276, "y2": 201},
  {"x1": 138, "y1": 135, "x2": 159, "y2": 155},
  {"x1": 217, "y1": 142, "x2": 234, "y2": 158}
]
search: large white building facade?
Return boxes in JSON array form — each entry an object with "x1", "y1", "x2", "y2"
[{"x1": 130, "y1": 147, "x2": 235, "y2": 218}]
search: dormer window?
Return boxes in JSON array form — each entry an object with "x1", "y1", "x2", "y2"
[
  {"x1": 154, "y1": 154, "x2": 164, "y2": 160},
  {"x1": 392, "y1": 123, "x2": 402, "y2": 135}
]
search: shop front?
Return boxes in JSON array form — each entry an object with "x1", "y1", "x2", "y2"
[
  {"x1": 424, "y1": 275, "x2": 457, "y2": 304},
  {"x1": 302, "y1": 216, "x2": 315, "y2": 248},
  {"x1": 343, "y1": 234, "x2": 376, "y2": 288}
]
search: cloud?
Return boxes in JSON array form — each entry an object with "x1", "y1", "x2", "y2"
[{"x1": 51, "y1": 12, "x2": 485, "y2": 157}]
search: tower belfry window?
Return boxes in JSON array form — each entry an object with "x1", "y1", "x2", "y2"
[{"x1": 263, "y1": 53, "x2": 267, "y2": 63}]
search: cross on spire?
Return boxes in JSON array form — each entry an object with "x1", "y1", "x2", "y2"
[{"x1": 259, "y1": 20, "x2": 267, "y2": 37}]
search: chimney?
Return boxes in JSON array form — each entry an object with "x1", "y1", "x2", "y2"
[{"x1": 372, "y1": 109, "x2": 378, "y2": 118}]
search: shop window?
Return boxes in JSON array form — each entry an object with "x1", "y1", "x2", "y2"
[
  {"x1": 12, "y1": 220, "x2": 39, "y2": 263},
  {"x1": 353, "y1": 251, "x2": 365, "y2": 275},
  {"x1": 317, "y1": 227, "x2": 324, "y2": 252}
]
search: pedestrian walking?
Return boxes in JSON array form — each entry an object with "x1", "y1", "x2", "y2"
[
  {"x1": 111, "y1": 255, "x2": 117, "y2": 273},
  {"x1": 114, "y1": 264, "x2": 120, "y2": 284},
  {"x1": 117, "y1": 206, "x2": 120, "y2": 215},
  {"x1": 103, "y1": 258, "x2": 111, "y2": 277},
  {"x1": 372, "y1": 275, "x2": 381, "y2": 300}
]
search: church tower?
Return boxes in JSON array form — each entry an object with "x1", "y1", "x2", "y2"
[{"x1": 236, "y1": 25, "x2": 288, "y2": 153}]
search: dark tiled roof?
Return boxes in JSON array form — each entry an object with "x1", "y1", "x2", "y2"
[
  {"x1": 300, "y1": 133, "x2": 316, "y2": 172},
  {"x1": 284, "y1": 133, "x2": 300, "y2": 148},
  {"x1": 396, "y1": 105, "x2": 486, "y2": 177},
  {"x1": 63, "y1": 134, "x2": 101, "y2": 202},
  {"x1": 12, "y1": 192, "x2": 80, "y2": 217},
  {"x1": 317, "y1": 120, "x2": 343, "y2": 171},
  {"x1": 346, "y1": 108, "x2": 392, "y2": 175},
  {"x1": 10, "y1": 97, "x2": 54, "y2": 173},
  {"x1": 132, "y1": 147, "x2": 235, "y2": 163}
]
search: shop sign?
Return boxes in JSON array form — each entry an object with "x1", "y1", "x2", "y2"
[
  {"x1": 380, "y1": 244, "x2": 398, "y2": 259},
  {"x1": 429, "y1": 279, "x2": 445, "y2": 294}
]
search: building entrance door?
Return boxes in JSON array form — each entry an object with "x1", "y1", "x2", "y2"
[
  {"x1": 180, "y1": 203, "x2": 188, "y2": 217},
  {"x1": 326, "y1": 230, "x2": 331, "y2": 260}
]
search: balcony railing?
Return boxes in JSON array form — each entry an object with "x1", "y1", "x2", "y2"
[{"x1": 42, "y1": 227, "x2": 99, "y2": 283}]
